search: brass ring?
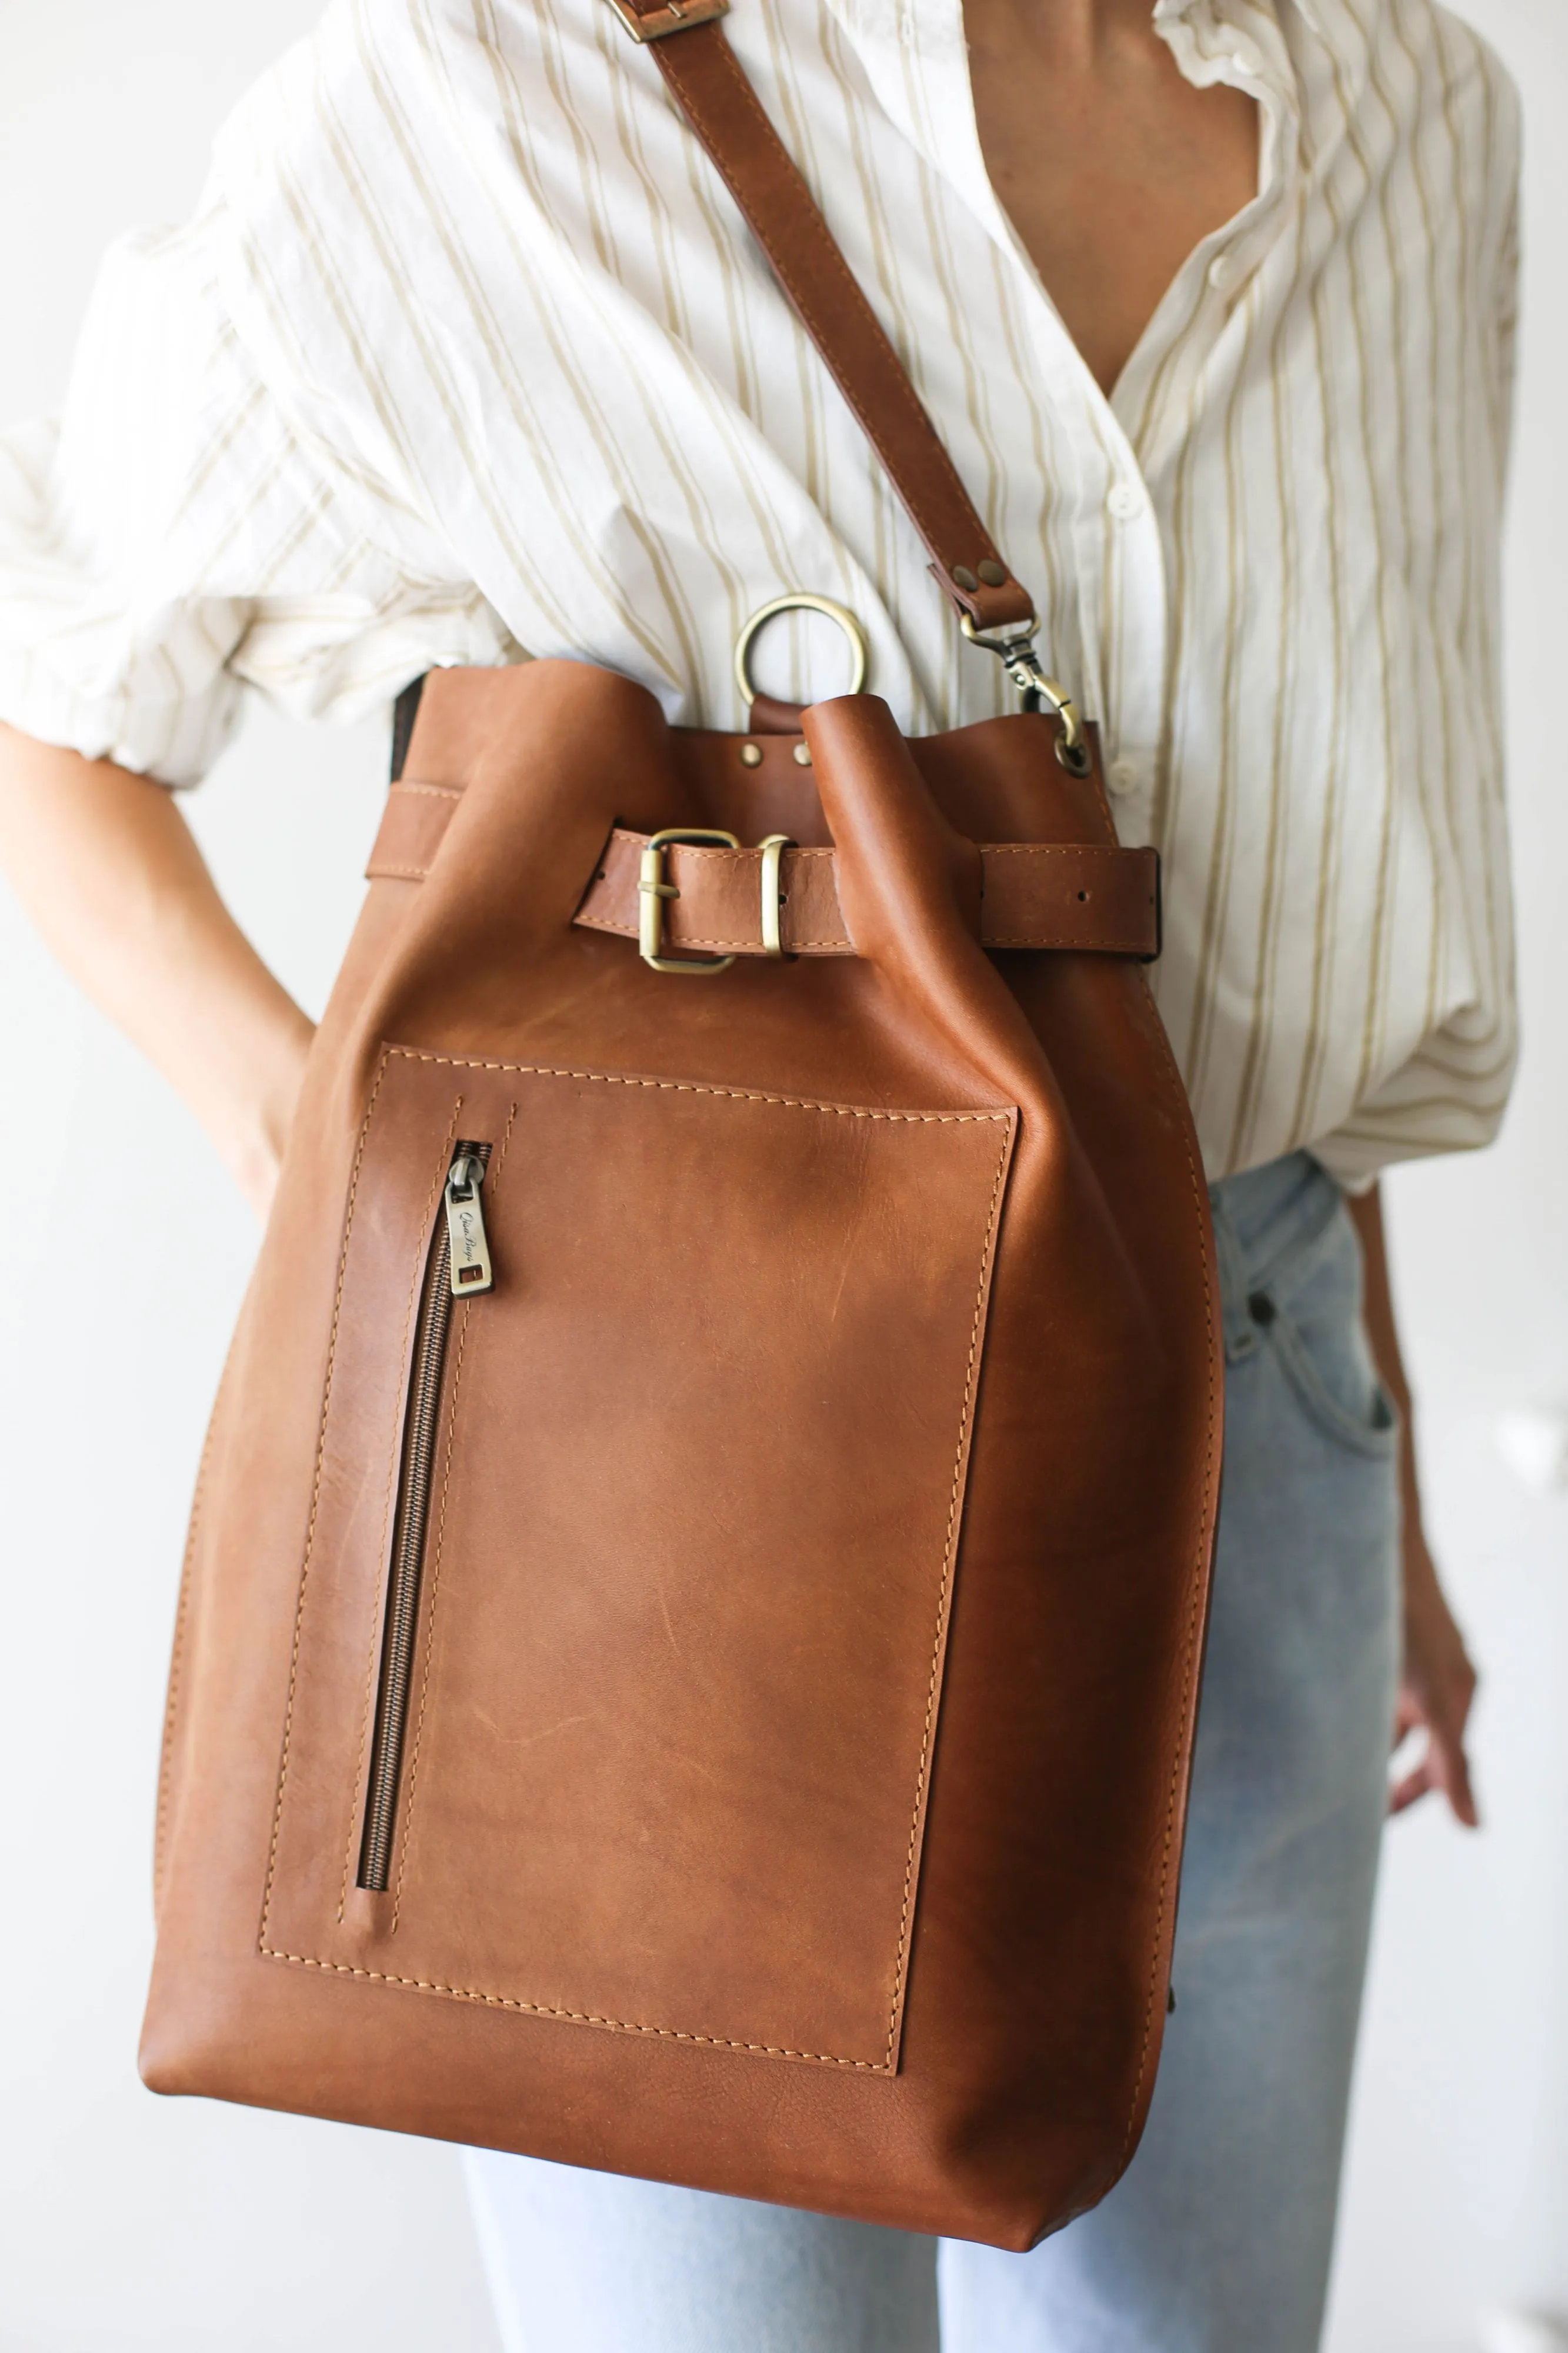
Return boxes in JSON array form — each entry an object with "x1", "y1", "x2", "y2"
[{"x1": 734, "y1": 594, "x2": 869, "y2": 711}]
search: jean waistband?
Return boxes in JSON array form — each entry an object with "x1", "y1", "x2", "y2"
[{"x1": 1207, "y1": 1151, "x2": 1346, "y2": 1365}]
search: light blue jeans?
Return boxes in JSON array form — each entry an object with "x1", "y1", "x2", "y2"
[{"x1": 465, "y1": 1151, "x2": 1402, "y2": 2353}]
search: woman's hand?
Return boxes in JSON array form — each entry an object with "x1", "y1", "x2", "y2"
[
  {"x1": 1391, "y1": 1522, "x2": 1480, "y2": 1824},
  {"x1": 0, "y1": 723, "x2": 315, "y2": 1223},
  {"x1": 1346, "y1": 1182, "x2": 1482, "y2": 1828}
]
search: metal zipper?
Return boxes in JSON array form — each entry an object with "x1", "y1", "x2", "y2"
[{"x1": 358, "y1": 1142, "x2": 493, "y2": 1892}]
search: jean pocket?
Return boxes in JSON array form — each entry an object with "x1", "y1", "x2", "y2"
[{"x1": 1256, "y1": 1208, "x2": 1400, "y2": 1460}]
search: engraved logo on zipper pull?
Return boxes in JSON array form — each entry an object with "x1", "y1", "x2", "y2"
[{"x1": 444, "y1": 1150, "x2": 494, "y2": 1295}]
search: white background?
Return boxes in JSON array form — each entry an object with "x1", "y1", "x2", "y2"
[{"x1": 0, "y1": 4, "x2": 1562, "y2": 2348}]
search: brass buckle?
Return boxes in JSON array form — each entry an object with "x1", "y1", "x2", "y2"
[
  {"x1": 605, "y1": 0, "x2": 729, "y2": 41},
  {"x1": 639, "y1": 828, "x2": 740, "y2": 975},
  {"x1": 756, "y1": 834, "x2": 795, "y2": 959}
]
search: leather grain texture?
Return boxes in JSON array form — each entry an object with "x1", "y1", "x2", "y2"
[{"x1": 144, "y1": 662, "x2": 1222, "y2": 2251}]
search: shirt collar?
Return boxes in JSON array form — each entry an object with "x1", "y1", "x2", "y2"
[{"x1": 1157, "y1": 0, "x2": 1322, "y2": 31}]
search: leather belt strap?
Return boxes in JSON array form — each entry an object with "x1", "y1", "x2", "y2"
[
  {"x1": 613, "y1": 4, "x2": 1034, "y2": 641},
  {"x1": 366, "y1": 789, "x2": 1159, "y2": 958},
  {"x1": 573, "y1": 829, "x2": 1161, "y2": 959},
  {"x1": 367, "y1": 791, "x2": 1149, "y2": 955}
]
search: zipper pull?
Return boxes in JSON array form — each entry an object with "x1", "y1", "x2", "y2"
[{"x1": 444, "y1": 1149, "x2": 494, "y2": 1295}]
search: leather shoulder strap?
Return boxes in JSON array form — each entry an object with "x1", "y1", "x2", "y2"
[{"x1": 609, "y1": 0, "x2": 1035, "y2": 642}]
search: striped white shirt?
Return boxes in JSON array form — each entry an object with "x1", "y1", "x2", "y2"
[{"x1": 0, "y1": 0, "x2": 1520, "y2": 1182}]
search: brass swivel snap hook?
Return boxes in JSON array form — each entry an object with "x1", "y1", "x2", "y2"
[{"x1": 959, "y1": 615, "x2": 1090, "y2": 774}]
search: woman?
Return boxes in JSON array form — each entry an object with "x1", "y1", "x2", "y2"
[{"x1": 0, "y1": 0, "x2": 1512, "y2": 2344}]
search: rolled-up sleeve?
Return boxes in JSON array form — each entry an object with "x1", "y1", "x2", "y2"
[{"x1": 0, "y1": 205, "x2": 514, "y2": 786}]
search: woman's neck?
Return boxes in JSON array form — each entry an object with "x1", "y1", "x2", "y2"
[{"x1": 964, "y1": 0, "x2": 1259, "y2": 396}]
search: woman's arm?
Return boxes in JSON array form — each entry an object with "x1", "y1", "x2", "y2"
[
  {"x1": 1347, "y1": 1182, "x2": 1480, "y2": 1827},
  {"x1": 0, "y1": 722, "x2": 313, "y2": 1219}
]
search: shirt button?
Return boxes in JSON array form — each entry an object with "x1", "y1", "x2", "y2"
[
  {"x1": 1107, "y1": 756, "x2": 1142, "y2": 796},
  {"x1": 1207, "y1": 252, "x2": 1235, "y2": 289},
  {"x1": 1106, "y1": 482, "x2": 1145, "y2": 522}
]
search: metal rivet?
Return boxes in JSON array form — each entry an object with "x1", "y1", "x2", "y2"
[
  {"x1": 739, "y1": 742, "x2": 763, "y2": 767},
  {"x1": 792, "y1": 742, "x2": 813, "y2": 766},
  {"x1": 977, "y1": 558, "x2": 1007, "y2": 588},
  {"x1": 952, "y1": 565, "x2": 979, "y2": 594}
]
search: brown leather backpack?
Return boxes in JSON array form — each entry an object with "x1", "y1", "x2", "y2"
[{"x1": 142, "y1": 0, "x2": 1221, "y2": 2254}]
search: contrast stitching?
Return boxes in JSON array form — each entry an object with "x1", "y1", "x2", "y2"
[
  {"x1": 606, "y1": 832, "x2": 1135, "y2": 868},
  {"x1": 983, "y1": 934, "x2": 1153, "y2": 952},
  {"x1": 257, "y1": 1949, "x2": 894, "y2": 2068},
  {"x1": 381, "y1": 1052, "x2": 1010, "y2": 1124},
  {"x1": 267, "y1": 1059, "x2": 1013, "y2": 2068},
  {"x1": 883, "y1": 1118, "x2": 1014, "y2": 2065},
  {"x1": 572, "y1": 912, "x2": 1148, "y2": 952},
  {"x1": 368, "y1": 862, "x2": 436, "y2": 879},
  {"x1": 389, "y1": 782, "x2": 462, "y2": 800},
  {"x1": 663, "y1": 936, "x2": 843, "y2": 953},
  {"x1": 575, "y1": 912, "x2": 848, "y2": 952},
  {"x1": 258, "y1": 1051, "x2": 392, "y2": 1949},
  {"x1": 336, "y1": 1105, "x2": 466, "y2": 1925},
  {"x1": 391, "y1": 1100, "x2": 521, "y2": 1934},
  {"x1": 1106, "y1": 978, "x2": 1223, "y2": 2184},
  {"x1": 979, "y1": 845, "x2": 1131, "y2": 859},
  {"x1": 600, "y1": 830, "x2": 833, "y2": 862}
]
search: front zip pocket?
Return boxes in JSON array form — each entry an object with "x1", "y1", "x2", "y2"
[
  {"x1": 358, "y1": 1142, "x2": 493, "y2": 1891},
  {"x1": 265, "y1": 1049, "x2": 1016, "y2": 2075}
]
